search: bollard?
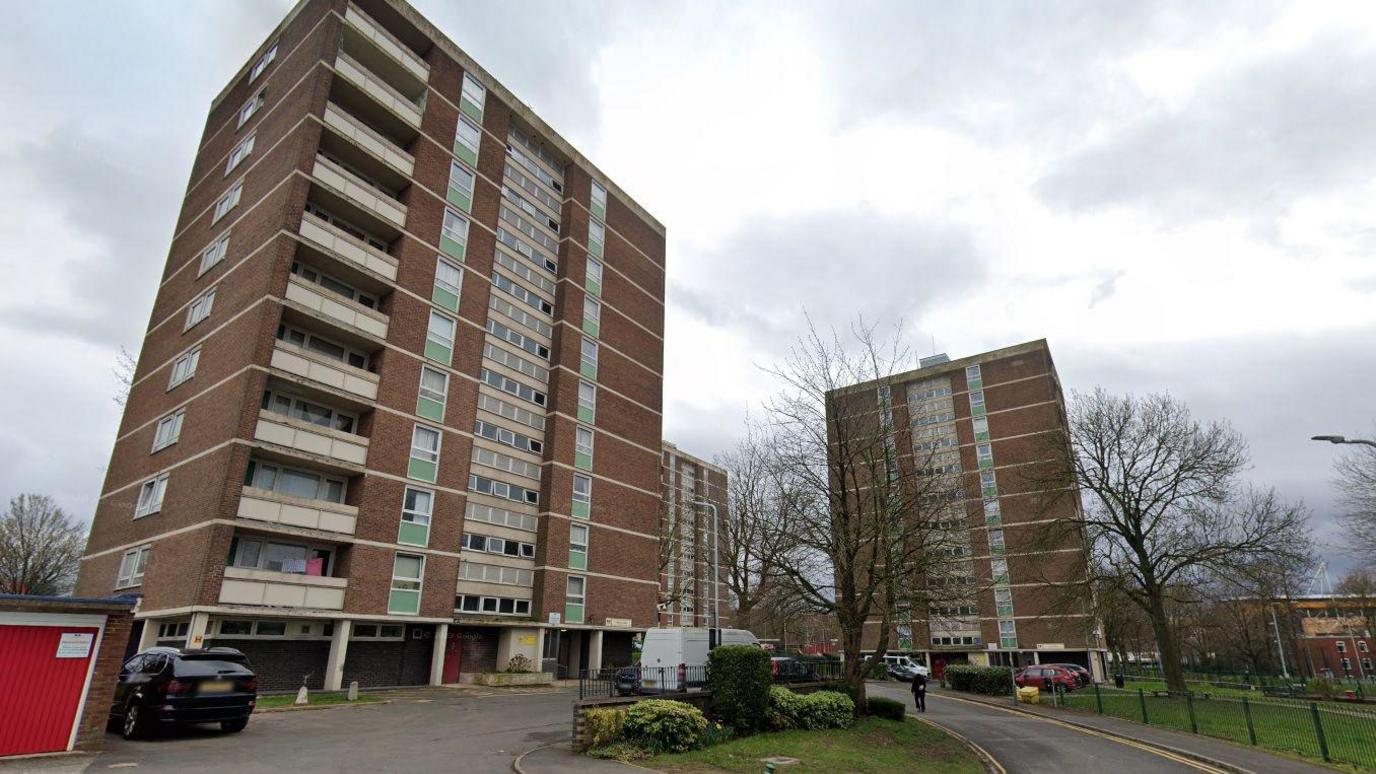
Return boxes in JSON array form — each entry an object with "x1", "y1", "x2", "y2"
[
  {"x1": 1094, "y1": 682, "x2": 1103, "y2": 715},
  {"x1": 348, "y1": 680, "x2": 359, "y2": 701},
  {"x1": 1309, "y1": 702, "x2": 1330, "y2": 762},
  {"x1": 1138, "y1": 688, "x2": 1149, "y2": 725},
  {"x1": 1186, "y1": 692, "x2": 1198, "y2": 734},
  {"x1": 295, "y1": 685, "x2": 309, "y2": 705},
  {"x1": 1242, "y1": 696, "x2": 1257, "y2": 745}
]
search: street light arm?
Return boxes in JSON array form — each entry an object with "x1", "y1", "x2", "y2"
[{"x1": 1311, "y1": 435, "x2": 1376, "y2": 449}]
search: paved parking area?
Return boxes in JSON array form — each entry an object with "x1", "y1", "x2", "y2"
[{"x1": 2, "y1": 686, "x2": 585, "y2": 774}]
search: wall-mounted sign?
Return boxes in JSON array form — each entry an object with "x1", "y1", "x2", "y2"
[
  {"x1": 56, "y1": 632, "x2": 94, "y2": 659},
  {"x1": 604, "y1": 618, "x2": 632, "y2": 628},
  {"x1": 1036, "y1": 643, "x2": 1065, "y2": 650},
  {"x1": 519, "y1": 634, "x2": 537, "y2": 646},
  {"x1": 548, "y1": 612, "x2": 561, "y2": 625}
]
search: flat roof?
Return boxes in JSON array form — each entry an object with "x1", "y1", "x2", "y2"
[{"x1": 829, "y1": 338, "x2": 1053, "y2": 398}]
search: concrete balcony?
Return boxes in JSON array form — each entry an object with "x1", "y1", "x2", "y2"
[
  {"x1": 312, "y1": 154, "x2": 407, "y2": 232},
  {"x1": 342, "y1": 2, "x2": 429, "y2": 90},
  {"x1": 298, "y1": 213, "x2": 398, "y2": 284},
  {"x1": 270, "y1": 340, "x2": 379, "y2": 402},
  {"x1": 333, "y1": 49, "x2": 423, "y2": 130},
  {"x1": 284, "y1": 274, "x2": 389, "y2": 341},
  {"x1": 254, "y1": 411, "x2": 369, "y2": 467},
  {"x1": 237, "y1": 486, "x2": 358, "y2": 536},
  {"x1": 322, "y1": 102, "x2": 414, "y2": 181},
  {"x1": 219, "y1": 566, "x2": 347, "y2": 611}
]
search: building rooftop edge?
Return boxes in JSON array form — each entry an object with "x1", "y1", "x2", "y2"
[
  {"x1": 829, "y1": 338, "x2": 1053, "y2": 398},
  {"x1": 662, "y1": 440, "x2": 727, "y2": 476}
]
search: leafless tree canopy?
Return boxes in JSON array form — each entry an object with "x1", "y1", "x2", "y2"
[
  {"x1": 715, "y1": 424, "x2": 793, "y2": 632},
  {"x1": 0, "y1": 494, "x2": 87, "y2": 596},
  {"x1": 1040, "y1": 389, "x2": 1311, "y2": 691},
  {"x1": 1335, "y1": 442, "x2": 1376, "y2": 570},
  {"x1": 113, "y1": 345, "x2": 137, "y2": 408}
]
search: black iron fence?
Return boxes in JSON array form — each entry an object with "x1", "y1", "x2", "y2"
[{"x1": 577, "y1": 660, "x2": 845, "y2": 700}]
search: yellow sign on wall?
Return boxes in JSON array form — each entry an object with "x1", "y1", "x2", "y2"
[{"x1": 519, "y1": 634, "x2": 537, "y2": 646}]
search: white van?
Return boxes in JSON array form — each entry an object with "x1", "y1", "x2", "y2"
[{"x1": 637, "y1": 628, "x2": 760, "y2": 691}]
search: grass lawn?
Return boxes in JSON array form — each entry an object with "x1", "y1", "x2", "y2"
[
  {"x1": 653, "y1": 717, "x2": 983, "y2": 773},
  {"x1": 256, "y1": 692, "x2": 383, "y2": 709}
]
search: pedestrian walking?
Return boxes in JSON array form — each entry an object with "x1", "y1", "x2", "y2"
[{"x1": 912, "y1": 671, "x2": 927, "y2": 712}]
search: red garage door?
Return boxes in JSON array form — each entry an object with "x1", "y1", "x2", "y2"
[{"x1": 0, "y1": 624, "x2": 100, "y2": 757}]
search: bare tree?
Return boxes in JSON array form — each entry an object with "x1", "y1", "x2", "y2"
[
  {"x1": 113, "y1": 346, "x2": 137, "y2": 408},
  {"x1": 1036, "y1": 390, "x2": 1310, "y2": 692},
  {"x1": 715, "y1": 425, "x2": 792, "y2": 633},
  {"x1": 0, "y1": 494, "x2": 87, "y2": 596},
  {"x1": 1335, "y1": 569, "x2": 1376, "y2": 642},
  {"x1": 1334, "y1": 441, "x2": 1376, "y2": 570},
  {"x1": 760, "y1": 316, "x2": 966, "y2": 709}
]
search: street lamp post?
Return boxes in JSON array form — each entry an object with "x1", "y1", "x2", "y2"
[{"x1": 692, "y1": 500, "x2": 719, "y2": 629}]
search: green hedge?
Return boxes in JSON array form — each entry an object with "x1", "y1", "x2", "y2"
[
  {"x1": 709, "y1": 645, "x2": 772, "y2": 734},
  {"x1": 798, "y1": 690, "x2": 855, "y2": 729},
  {"x1": 584, "y1": 708, "x2": 626, "y2": 747},
  {"x1": 867, "y1": 696, "x2": 906, "y2": 721},
  {"x1": 766, "y1": 686, "x2": 807, "y2": 730},
  {"x1": 622, "y1": 699, "x2": 709, "y2": 753},
  {"x1": 945, "y1": 664, "x2": 1013, "y2": 696}
]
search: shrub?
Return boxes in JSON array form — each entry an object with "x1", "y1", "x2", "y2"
[
  {"x1": 867, "y1": 696, "x2": 906, "y2": 721},
  {"x1": 504, "y1": 654, "x2": 533, "y2": 673},
  {"x1": 797, "y1": 690, "x2": 855, "y2": 729},
  {"x1": 945, "y1": 664, "x2": 1014, "y2": 696},
  {"x1": 586, "y1": 742, "x2": 647, "y2": 762},
  {"x1": 708, "y1": 645, "x2": 772, "y2": 734},
  {"x1": 622, "y1": 699, "x2": 709, "y2": 753},
  {"x1": 584, "y1": 708, "x2": 626, "y2": 748},
  {"x1": 766, "y1": 686, "x2": 806, "y2": 730}
]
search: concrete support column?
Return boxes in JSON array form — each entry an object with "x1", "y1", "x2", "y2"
[
  {"x1": 185, "y1": 612, "x2": 210, "y2": 649},
  {"x1": 325, "y1": 618, "x2": 351, "y2": 691},
  {"x1": 588, "y1": 630, "x2": 604, "y2": 673},
  {"x1": 1032, "y1": 651, "x2": 1041, "y2": 665},
  {"x1": 137, "y1": 618, "x2": 160, "y2": 651},
  {"x1": 429, "y1": 623, "x2": 449, "y2": 686}
]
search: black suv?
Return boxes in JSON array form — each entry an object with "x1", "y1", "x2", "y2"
[{"x1": 109, "y1": 647, "x2": 257, "y2": 739}]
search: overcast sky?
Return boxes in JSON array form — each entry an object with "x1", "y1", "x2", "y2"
[{"x1": 1, "y1": 1, "x2": 1372, "y2": 576}]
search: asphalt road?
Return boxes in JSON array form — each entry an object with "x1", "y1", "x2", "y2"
[{"x1": 866, "y1": 682, "x2": 1221, "y2": 773}]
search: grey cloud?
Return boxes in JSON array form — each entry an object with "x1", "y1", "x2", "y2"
[
  {"x1": 1037, "y1": 33, "x2": 1376, "y2": 224},
  {"x1": 1088, "y1": 271, "x2": 1123, "y2": 308}
]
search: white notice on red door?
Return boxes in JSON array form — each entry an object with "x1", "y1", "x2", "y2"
[{"x1": 56, "y1": 632, "x2": 94, "y2": 659}]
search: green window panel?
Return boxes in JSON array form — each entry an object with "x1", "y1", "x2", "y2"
[
  {"x1": 580, "y1": 362, "x2": 598, "y2": 380},
  {"x1": 575, "y1": 452, "x2": 593, "y2": 471},
  {"x1": 975, "y1": 429, "x2": 990, "y2": 442},
  {"x1": 424, "y1": 341, "x2": 452, "y2": 365},
  {"x1": 578, "y1": 405, "x2": 595, "y2": 424},
  {"x1": 397, "y1": 521, "x2": 430, "y2": 547},
  {"x1": 979, "y1": 458, "x2": 994, "y2": 470},
  {"x1": 993, "y1": 573, "x2": 1009, "y2": 585},
  {"x1": 985, "y1": 513, "x2": 1002, "y2": 527},
  {"x1": 971, "y1": 404, "x2": 987, "y2": 418},
  {"x1": 446, "y1": 185, "x2": 472, "y2": 213},
  {"x1": 453, "y1": 142, "x2": 478, "y2": 168},
  {"x1": 990, "y1": 544, "x2": 1005, "y2": 555},
  {"x1": 569, "y1": 551, "x2": 587, "y2": 571},
  {"x1": 587, "y1": 239, "x2": 603, "y2": 258},
  {"x1": 408, "y1": 457, "x2": 438, "y2": 483},
  {"x1": 585, "y1": 278, "x2": 602, "y2": 297},
  {"x1": 571, "y1": 500, "x2": 590, "y2": 519},
  {"x1": 439, "y1": 234, "x2": 467, "y2": 261},
  {"x1": 996, "y1": 604, "x2": 1015, "y2": 617},
  {"x1": 968, "y1": 378, "x2": 983, "y2": 391},
  {"x1": 416, "y1": 395, "x2": 445, "y2": 422},
  {"x1": 432, "y1": 285, "x2": 460, "y2": 313},
  {"x1": 388, "y1": 589, "x2": 421, "y2": 615},
  {"x1": 591, "y1": 201, "x2": 606, "y2": 222},
  {"x1": 564, "y1": 603, "x2": 584, "y2": 624},
  {"x1": 982, "y1": 485, "x2": 999, "y2": 498},
  {"x1": 1000, "y1": 637, "x2": 1019, "y2": 649},
  {"x1": 459, "y1": 97, "x2": 483, "y2": 122},
  {"x1": 582, "y1": 319, "x2": 599, "y2": 337}
]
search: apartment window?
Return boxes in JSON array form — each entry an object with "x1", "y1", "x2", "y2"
[
  {"x1": 409, "y1": 425, "x2": 442, "y2": 483},
  {"x1": 417, "y1": 366, "x2": 449, "y2": 421},
  {"x1": 988, "y1": 528, "x2": 1005, "y2": 554},
  {"x1": 212, "y1": 181, "x2": 243, "y2": 224},
  {"x1": 276, "y1": 324, "x2": 371, "y2": 370},
  {"x1": 433, "y1": 257, "x2": 463, "y2": 312},
  {"x1": 399, "y1": 486, "x2": 433, "y2": 546},
  {"x1": 575, "y1": 426, "x2": 594, "y2": 470},
  {"x1": 448, "y1": 161, "x2": 475, "y2": 211},
  {"x1": 454, "y1": 116, "x2": 481, "y2": 165},
  {"x1": 590, "y1": 181, "x2": 607, "y2": 220},
  {"x1": 583, "y1": 296, "x2": 601, "y2": 336},
  {"x1": 578, "y1": 381, "x2": 596, "y2": 423},
  {"x1": 133, "y1": 474, "x2": 168, "y2": 518},
  {"x1": 580, "y1": 338, "x2": 598, "y2": 379},
  {"x1": 389, "y1": 553, "x2": 425, "y2": 615},
  {"x1": 116, "y1": 545, "x2": 150, "y2": 589},
  {"x1": 972, "y1": 416, "x2": 990, "y2": 442},
  {"x1": 440, "y1": 209, "x2": 470, "y2": 259},
  {"x1": 1337, "y1": 641, "x2": 1347, "y2": 653},
  {"x1": 585, "y1": 256, "x2": 604, "y2": 295},
  {"x1": 460, "y1": 73, "x2": 486, "y2": 117},
  {"x1": 230, "y1": 536, "x2": 331, "y2": 575},
  {"x1": 244, "y1": 460, "x2": 345, "y2": 503},
  {"x1": 565, "y1": 575, "x2": 586, "y2": 623},
  {"x1": 473, "y1": 419, "x2": 543, "y2": 455},
  {"x1": 261, "y1": 389, "x2": 357, "y2": 434},
  {"x1": 196, "y1": 232, "x2": 230, "y2": 277},
  {"x1": 468, "y1": 474, "x2": 539, "y2": 505},
  {"x1": 185, "y1": 287, "x2": 216, "y2": 329},
  {"x1": 965, "y1": 364, "x2": 982, "y2": 381},
  {"x1": 587, "y1": 219, "x2": 605, "y2": 257},
  {"x1": 569, "y1": 523, "x2": 589, "y2": 570},
  {"x1": 480, "y1": 368, "x2": 546, "y2": 408},
  {"x1": 983, "y1": 498, "x2": 1002, "y2": 525},
  {"x1": 425, "y1": 311, "x2": 457, "y2": 365},
  {"x1": 226, "y1": 132, "x2": 255, "y2": 175},
  {"x1": 1361, "y1": 641, "x2": 1370, "y2": 653},
  {"x1": 290, "y1": 262, "x2": 377, "y2": 308},
  {"x1": 976, "y1": 442, "x2": 994, "y2": 468},
  {"x1": 991, "y1": 558, "x2": 1010, "y2": 584},
  {"x1": 572, "y1": 474, "x2": 592, "y2": 519},
  {"x1": 237, "y1": 89, "x2": 265, "y2": 128},
  {"x1": 151, "y1": 409, "x2": 185, "y2": 452},
  {"x1": 980, "y1": 470, "x2": 997, "y2": 497},
  {"x1": 461, "y1": 533, "x2": 535, "y2": 559},
  {"x1": 457, "y1": 596, "x2": 531, "y2": 616},
  {"x1": 1341, "y1": 658, "x2": 1352, "y2": 672},
  {"x1": 168, "y1": 346, "x2": 201, "y2": 389},
  {"x1": 249, "y1": 42, "x2": 277, "y2": 83}
]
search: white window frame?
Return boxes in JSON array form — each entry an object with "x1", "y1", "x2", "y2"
[
  {"x1": 411, "y1": 424, "x2": 442, "y2": 466},
  {"x1": 249, "y1": 41, "x2": 277, "y2": 83},
  {"x1": 116, "y1": 545, "x2": 151, "y2": 589},
  {"x1": 586, "y1": 256, "x2": 604, "y2": 286},
  {"x1": 168, "y1": 346, "x2": 201, "y2": 389},
  {"x1": 572, "y1": 473, "x2": 592, "y2": 504},
  {"x1": 134, "y1": 474, "x2": 169, "y2": 518},
  {"x1": 588, "y1": 219, "x2": 605, "y2": 249},
  {"x1": 449, "y1": 161, "x2": 475, "y2": 195},
  {"x1": 197, "y1": 232, "x2": 230, "y2": 277},
  {"x1": 590, "y1": 181, "x2": 607, "y2": 211},
  {"x1": 578, "y1": 381, "x2": 596, "y2": 415},
  {"x1": 185, "y1": 287, "x2": 216, "y2": 330},
  {"x1": 575, "y1": 426, "x2": 594, "y2": 457},
  {"x1": 237, "y1": 89, "x2": 265, "y2": 128},
  {"x1": 461, "y1": 73, "x2": 486, "y2": 110},
  {"x1": 427, "y1": 311, "x2": 456, "y2": 352},
  {"x1": 419, "y1": 366, "x2": 449, "y2": 411},
  {"x1": 391, "y1": 553, "x2": 425, "y2": 597},
  {"x1": 435, "y1": 257, "x2": 463, "y2": 298},
  {"x1": 402, "y1": 486, "x2": 434, "y2": 529},
  {"x1": 566, "y1": 575, "x2": 586, "y2": 606},
  {"x1": 212, "y1": 181, "x2": 243, "y2": 224},
  {"x1": 226, "y1": 132, "x2": 255, "y2": 176},
  {"x1": 581, "y1": 338, "x2": 598, "y2": 372},
  {"x1": 584, "y1": 296, "x2": 601, "y2": 325},
  {"x1": 442, "y1": 209, "x2": 469, "y2": 246},
  {"x1": 455, "y1": 116, "x2": 481, "y2": 156},
  {"x1": 976, "y1": 443, "x2": 993, "y2": 461},
  {"x1": 570, "y1": 523, "x2": 589, "y2": 556},
  {"x1": 151, "y1": 409, "x2": 186, "y2": 452}
]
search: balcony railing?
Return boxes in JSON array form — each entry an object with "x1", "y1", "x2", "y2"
[
  {"x1": 237, "y1": 485, "x2": 358, "y2": 535},
  {"x1": 298, "y1": 213, "x2": 398, "y2": 283},
  {"x1": 219, "y1": 565, "x2": 347, "y2": 610},
  {"x1": 334, "y1": 49, "x2": 423, "y2": 128},
  {"x1": 323, "y1": 102, "x2": 414, "y2": 178},
  {"x1": 342, "y1": 2, "x2": 429, "y2": 85},
  {"x1": 254, "y1": 411, "x2": 369, "y2": 467},
  {"x1": 270, "y1": 340, "x2": 379, "y2": 402},
  {"x1": 312, "y1": 153, "x2": 407, "y2": 230},
  {"x1": 284, "y1": 275, "x2": 389, "y2": 341}
]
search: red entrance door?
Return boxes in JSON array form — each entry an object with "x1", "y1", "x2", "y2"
[
  {"x1": 442, "y1": 633, "x2": 462, "y2": 683},
  {"x1": 0, "y1": 624, "x2": 100, "y2": 757}
]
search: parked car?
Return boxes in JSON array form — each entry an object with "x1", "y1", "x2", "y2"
[
  {"x1": 109, "y1": 647, "x2": 257, "y2": 739},
  {"x1": 613, "y1": 666, "x2": 642, "y2": 696},
  {"x1": 1043, "y1": 663, "x2": 1091, "y2": 687},
  {"x1": 771, "y1": 657, "x2": 813, "y2": 682},
  {"x1": 1015, "y1": 665, "x2": 1078, "y2": 692},
  {"x1": 882, "y1": 654, "x2": 930, "y2": 680}
]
